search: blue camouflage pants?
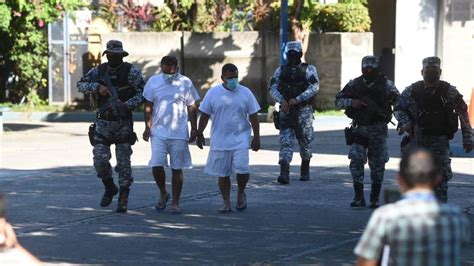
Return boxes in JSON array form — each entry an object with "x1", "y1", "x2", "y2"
[
  {"x1": 349, "y1": 124, "x2": 389, "y2": 185},
  {"x1": 420, "y1": 136, "x2": 452, "y2": 203},
  {"x1": 92, "y1": 119, "x2": 134, "y2": 187},
  {"x1": 278, "y1": 107, "x2": 314, "y2": 164}
]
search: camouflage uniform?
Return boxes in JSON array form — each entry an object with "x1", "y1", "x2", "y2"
[
  {"x1": 269, "y1": 41, "x2": 319, "y2": 184},
  {"x1": 395, "y1": 57, "x2": 473, "y2": 202},
  {"x1": 77, "y1": 40, "x2": 145, "y2": 212},
  {"x1": 335, "y1": 56, "x2": 401, "y2": 208}
]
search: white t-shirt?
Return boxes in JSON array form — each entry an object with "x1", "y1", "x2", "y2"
[
  {"x1": 143, "y1": 73, "x2": 200, "y2": 140},
  {"x1": 199, "y1": 84, "x2": 260, "y2": 151}
]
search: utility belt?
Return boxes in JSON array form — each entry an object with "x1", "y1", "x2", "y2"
[
  {"x1": 353, "y1": 119, "x2": 387, "y2": 127},
  {"x1": 344, "y1": 126, "x2": 369, "y2": 148},
  {"x1": 295, "y1": 102, "x2": 312, "y2": 109},
  {"x1": 88, "y1": 123, "x2": 138, "y2": 146},
  {"x1": 96, "y1": 111, "x2": 132, "y2": 122}
]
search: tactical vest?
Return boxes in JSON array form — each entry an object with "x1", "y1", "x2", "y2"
[
  {"x1": 278, "y1": 63, "x2": 312, "y2": 105},
  {"x1": 97, "y1": 62, "x2": 134, "y2": 106},
  {"x1": 345, "y1": 75, "x2": 392, "y2": 126},
  {"x1": 411, "y1": 81, "x2": 458, "y2": 137}
]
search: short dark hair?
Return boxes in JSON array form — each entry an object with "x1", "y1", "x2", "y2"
[
  {"x1": 399, "y1": 148, "x2": 439, "y2": 188},
  {"x1": 221, "y1": 63, "x2": 238, "y2": 74},
  {"x1": 161, "y1": 55, "x2": 178, "y2": 67},
  {"x1": 0, "y1": 193, "x2": 6, "y2": 218}
]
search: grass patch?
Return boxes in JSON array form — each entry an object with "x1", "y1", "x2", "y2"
[
  {"x1": 0, "y1": 103, "x2": 88, "y2": 112},
  {"x1": 315, "y1": 109, "x2": 345, "y2": 116}
]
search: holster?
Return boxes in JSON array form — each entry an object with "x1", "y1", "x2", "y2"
[
  {"x1": 88, "y1": 123, "x2": 96, "y2": 146},
  {"x1": 129, "y1": 132, "x2": 138, "y2": 145},
  {"x1": 116, "y1": 132, "x2": 138, "y2": 146},
  {"x1": 273, "y1": 111, "x2": 280, "y2": 130},
  {"x1": 344, "y1": 127, "x2": 369, "y2": 148},
  {"x1": 344, "y1": 127, "x2": 355, "y2": 145}
]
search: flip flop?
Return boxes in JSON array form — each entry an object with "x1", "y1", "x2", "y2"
[
  {"x1": 155, "y1": 193, "x2": 170, "y2": 212},
  {"x1": 236, "y1": 192, "x2": 247, "y2": 211},
  {"x1": 219, "y1": 206, "x2": 232, "y2": 214}
]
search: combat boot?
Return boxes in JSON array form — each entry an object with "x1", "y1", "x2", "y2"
[
  {"x1": 350, "y1": 182, "x2": 366, "y2": 208},
  {"x1": 277, "y1": 161, "x2": 290, "y2": 185},
  {"x1": 100, "y1": 179, "x2": 118, "y2": 207},
  {"x1": 369, "y1": 183, "x2": 382, "y2": 209},
  {"x1": 116, "y1": 186, "x2": 130, "y2": 213},
  {"x1": 300, "y1": 160, "x2": 310, "y2": 181}
]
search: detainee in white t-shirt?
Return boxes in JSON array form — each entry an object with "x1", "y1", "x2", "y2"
[
  {"x1": 143, "y1": 56, "x2": 200, "y2": 214},
  {"x1": 197, "y1": 63, "x2": 261, "y2": 213}
]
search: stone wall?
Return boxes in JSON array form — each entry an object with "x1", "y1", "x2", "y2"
[{"x1": 100, "y1": 32, "x2": 373, "y2": 110}]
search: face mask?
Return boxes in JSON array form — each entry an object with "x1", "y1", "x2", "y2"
[
  {"x1": 423, "y1": 70, "x2": 440, "y2": 83},
  {"x1": 287, "y1": 51, "x2": 302, "y2": 65},
  {"x1": 362, "y1": 68, "x2": 378, "y2": 83},
  {"x1": 225, "y1": 78, "x2": 239, "y2": 91},
  {"x1": 163, "y1": 73, "x2": 178, "y2": 83},
  {"x1": 106, "y1": 54, "x2": 124, "y2": 68}
]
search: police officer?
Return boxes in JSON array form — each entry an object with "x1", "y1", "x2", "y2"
[
  {"x1": 396, "y1": 56, "x2": 473, "y2": 203},
  {"x1": 269, "y1": 41, "x2": 319, "y2": 184},
  {"x1": 77, "y1": 40, "x2": 145, "y2": 213},
  {"x1": 335, "y1": 56, "x2": 401, "y2": 208}
]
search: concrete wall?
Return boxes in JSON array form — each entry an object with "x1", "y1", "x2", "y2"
[
  {"x1": 441, "y1": 0, "x2": 474, "y2": 103},
  {"x1": 100, "y1": 32, "x2": 373, "y2": 109},
  {"x1": 306, "y1": 33, "x2": 373, "y2": 109},
  {"x1": 393, "y1": 0, "x2": 474, "y2": 103},
  {"x1": 101, "y1": 32, "x2": 183, "y2": 79},
  {"x1": 395, "y1": 0, "x2": 438, "y2": 90}
]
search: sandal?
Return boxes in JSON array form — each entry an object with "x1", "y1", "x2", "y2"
[
  {"x1": 155, "y1": 193, "x2": 170, "y2": 212},
  {"x1": 236, "y1": 192, "x2": 247, "y2": 211}
]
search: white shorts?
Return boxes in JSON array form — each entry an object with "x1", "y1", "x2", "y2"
[
  {"x1": 204, "y1": 149, "x2": 250, "y2": 177},
  {"x1": 149, "y1": 137, "x2": 192, "y2": 170}
]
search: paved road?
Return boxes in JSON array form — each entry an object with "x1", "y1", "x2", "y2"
[{"x1": 1, "y1": 117, "x2": 473, "y2": 265}]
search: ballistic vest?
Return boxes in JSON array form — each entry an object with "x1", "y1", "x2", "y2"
[
  {"x1": 279, "y1": 63, "x2": 312, "y2": 105},
  {"x1": 345, "y1": 75, "x2": 392, "y2": 125},
  {"x1": 411, "y1": 81, "x2": 457, "y2": 137},
  {"x1": 97, "y1": 63, "x2": 134, "y2": 109}
]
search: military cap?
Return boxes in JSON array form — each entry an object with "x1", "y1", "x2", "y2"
[
  {"x1": 361, "y1": 56, "x2": 380, "y2": 69},
  {"x1": 422, "y1": 56, "x2": 441, "y2": 68},
  {"x1": 102, "y1": 40, "x2": 129, "y2": 57},
  {"x1": 286, "y1": 41, "x2": 303, "y2": 53}
]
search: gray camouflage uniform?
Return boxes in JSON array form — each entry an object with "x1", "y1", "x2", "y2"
[
  {"x1": 335, "y1": 55, "x2": 402, "y2": 208},
  {"x1": 270, "y1": 60, "x2": 319, "y2": 164},
  {"x1": 336, "y1": 79, "x2": 401, "y2": 185},
  {"x1": 395, "y1": 58, "x2": 473, "y2": 202},
  {"x1": 77, "y1": 62, "x2": 144, "y2": 187}
]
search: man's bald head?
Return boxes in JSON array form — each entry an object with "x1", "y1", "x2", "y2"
[{"x1": 399, "y1": 148, "x2": 440, "y2": 188}]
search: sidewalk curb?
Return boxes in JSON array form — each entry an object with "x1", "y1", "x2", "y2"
[{"x1": 3, "y1": 112, "x2": 271, "y2": 123}]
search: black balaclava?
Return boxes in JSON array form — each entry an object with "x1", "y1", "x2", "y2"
[
  {"x1": 106, "y1": 53, "x2": 124, "y2": 68},
  {"x1": 362, "y1": 67, "x2": 379, "y2": 83},
  {"x1": 287, "y1": 50, "x2": 302, "y2": 66}
]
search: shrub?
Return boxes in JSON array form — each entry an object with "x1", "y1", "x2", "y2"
[
  {"x1": 0, "y1": 4, "x2": 11, "y2": 31},
  {"x1": 0, "y1": 1, "x2": 84, "y2": 105},
  {"x1": 312, "y1": 3, "x2": 371, "y2": 33}
]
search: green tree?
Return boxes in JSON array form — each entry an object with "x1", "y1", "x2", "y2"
[{"x1": 0, "y1": 0, "x2": 84, "y2": 105}]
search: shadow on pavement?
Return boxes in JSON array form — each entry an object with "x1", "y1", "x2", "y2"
[
  {"x1": 259, "y1": 128, "x2": 472, "y2": 158},
  {"x1": 3, "y1": 123, "x2": 48, "y2": 132},
  {"x1": 0, "y1": 164, "x2": 472, "y2": 264}
]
